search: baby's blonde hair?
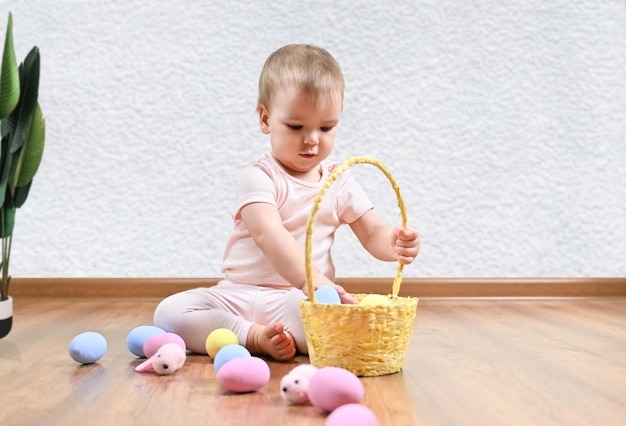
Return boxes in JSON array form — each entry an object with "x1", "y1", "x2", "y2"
[{"x1": 257, "y1": 44, "x2": 344, "y2": 111}]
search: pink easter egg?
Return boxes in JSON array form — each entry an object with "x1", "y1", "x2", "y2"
[
  {"x1": 325, "y1": 403, "x2": 379, "y2": 426},
  {"x1": 308, "y1": 367, "x2": 364, "y2": 412},
  {"x1": 216, "y1": 356, "x2": 270, "y2": 393},
  {"x1": 143, "y1": 332, "x2": 186, "y2": 358}
]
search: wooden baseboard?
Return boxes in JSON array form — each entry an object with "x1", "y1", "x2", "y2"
[{"x1": 9, "y1": 277, "x2": 626, "y2": 298}]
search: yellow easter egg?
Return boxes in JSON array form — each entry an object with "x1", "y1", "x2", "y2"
[
  {"x1": 205, "y1": 328, "x2": 239, "y2": 358},
  {"x1": 359, "y1": 294, "x2": 392, "y2": 307}
]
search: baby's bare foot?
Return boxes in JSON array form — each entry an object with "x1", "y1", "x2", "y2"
[{"x1": 247, "y1": 322, "x2": 296, "y2": 361}]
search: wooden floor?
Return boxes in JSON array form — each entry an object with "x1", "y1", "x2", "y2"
[{"x1": 1, "y1": 297, "x2": 625, "y2": 426}]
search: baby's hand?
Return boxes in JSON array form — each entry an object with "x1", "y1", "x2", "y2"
[
  {"x1": 332, "y1": 284, "x2": 358, "y2": 305},
  {"x1": 300, "y1": 272, "x2": 358, "y2": 304},
  {"x1": 390, "y1": 227, "x2": 420, "y2": 265}
]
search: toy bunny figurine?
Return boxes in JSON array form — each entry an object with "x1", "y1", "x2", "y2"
[
  {"x1": 135, "y1": 343, "x2": 186, "y2": 376},
  {"x1": 280, "y1": 364, "x2": 319, "y2": 404}
]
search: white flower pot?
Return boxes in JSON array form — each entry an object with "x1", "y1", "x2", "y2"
[{"x1": 0, "y1": 296, "x2": 13, "y2": 338}]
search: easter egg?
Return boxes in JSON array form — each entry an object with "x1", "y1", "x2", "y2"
[
  {"x1": 126, "y1": 325, "x2": 166, "y2": 357},
  {"x1": 217, "y1": 356, "x2": 270, "y2": 393},
  {"x1": 359, "y1": 294, "x2": 391, "y2": 307},
  {"x1": 308, "y1": 367, "x2": 364, "y2": 412},
  {"x1": 325, "y1": 403, "x2": 379, "y2": 426},
  {"x1": 143, "y1": 332, "x2": 186, "y2": 359},
  {"x1": 69, "y1": 332, "x2": 108, "y2": 364},
  {"x1": 205, "y1": 328, "x2": 239, "y2": 358},
  {"x1": 214, "y1": 344, "x2": 251, "y2": 373},
  {"x1": 315, "y1": 285, "x2": 341, "y2": 304}
]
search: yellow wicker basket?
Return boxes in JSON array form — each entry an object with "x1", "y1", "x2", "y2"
[{"x1": 299, "y1": 157, "x2": 418, "y2": 377}]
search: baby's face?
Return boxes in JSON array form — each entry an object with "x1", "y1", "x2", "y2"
[{"x1": 259, "y1": 85, "x2": 342, "y2": 182}]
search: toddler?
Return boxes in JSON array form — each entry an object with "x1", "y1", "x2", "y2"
[{"x1": 153, "y1": 44, "x2": 420, "y2": 361}]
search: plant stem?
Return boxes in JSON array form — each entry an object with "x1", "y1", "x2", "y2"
[{"x1": 1, "y1": 235, "x2": 11, "y2": 301}]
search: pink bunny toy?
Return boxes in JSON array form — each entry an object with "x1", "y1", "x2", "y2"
[
  {"x1": 135, "y1": 343, "x2": 186, "y2": 376},
  {"x1": 280, "y1": 364, "x2": 319, "y2": 404}
]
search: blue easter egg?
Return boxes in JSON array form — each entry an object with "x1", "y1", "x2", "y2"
[
  {"x1": 315, "y1": 285, "x2": 341, "y2": 304},
  {"x1": 69, "y1": 332, "x2": 108, "y2": 364},
  {"x1": 214, "y1": 344, "x2": 251, "y2": 373},
  {"x1": 126, "y1": 325, "x2": 166, "y2": 357}
]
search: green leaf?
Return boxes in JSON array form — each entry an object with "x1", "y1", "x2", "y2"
[
  {"x1": 9, "y1": 46, "x2": 40, "y2": 155},
  {"x1": 14, "y1": 102, "x2": 44, "y2": 188},
  {"x1": 13, "y1": 180, "x2": 31, "y2": 207},
  {"x1": 0, "y1": 203, "x2": 15, "y2": 238},
  {"x1": 0, "y1": 12, "x2": 20, "y2": 119},
  {"x1": 0, "y1": 134, "x2": 10, "y2": 207}
]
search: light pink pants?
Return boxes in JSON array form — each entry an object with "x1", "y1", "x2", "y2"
[{"x1": 153, "y1": 281, "x2": 308, "y2": 354}]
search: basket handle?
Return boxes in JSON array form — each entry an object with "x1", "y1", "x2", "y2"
[{"x1": 304, "y1": 157, "x2": 409, "y2": 303}]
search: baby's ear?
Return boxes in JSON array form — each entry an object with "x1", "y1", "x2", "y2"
[
  {"x1": 258, "y1": 105, "x2": 270, "y2": 134},
  {"x1": 135, "y1": 358, "x2": 154, "y2": 373}
]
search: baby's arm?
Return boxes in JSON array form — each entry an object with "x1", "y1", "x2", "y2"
[
  {"x1": 240, "y1": 202, "x2": 357, "y2": 303},
  {"x1": 349, "y1": 210, "x2": 420, "y2": 264}
]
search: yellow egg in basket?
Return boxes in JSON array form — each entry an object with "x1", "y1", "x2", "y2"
[{"x1": 359, "y1": 294, "x2": 392, "y2": 307}]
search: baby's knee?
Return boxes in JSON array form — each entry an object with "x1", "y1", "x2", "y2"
[{"x1": 153, "y1": 294, "x2": 186, "y2": 331}]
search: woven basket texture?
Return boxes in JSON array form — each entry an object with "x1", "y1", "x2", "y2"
[{"x1": 300, "y1": 157, "x2": 418, "y2": 376}]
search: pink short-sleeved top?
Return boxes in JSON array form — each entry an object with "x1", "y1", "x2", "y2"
[{"x1": 221, "y1": 153, "x2": 373, "y2": 288}]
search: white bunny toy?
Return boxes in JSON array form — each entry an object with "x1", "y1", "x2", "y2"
[
  {"x1": 135, "y1": 343, "x2": 186, "y2": 376},
  {"x1": 280, "y1": 364, "x2": 319, "y2": 404}
]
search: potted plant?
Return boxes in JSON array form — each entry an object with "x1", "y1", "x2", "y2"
[{"x1": 0, "y1": 12, "x2": 45, "y2": 338}]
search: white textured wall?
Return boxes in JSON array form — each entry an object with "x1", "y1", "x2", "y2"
[{"x1": 1, "y1": 0, "x2": 625, "y2": 278}]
